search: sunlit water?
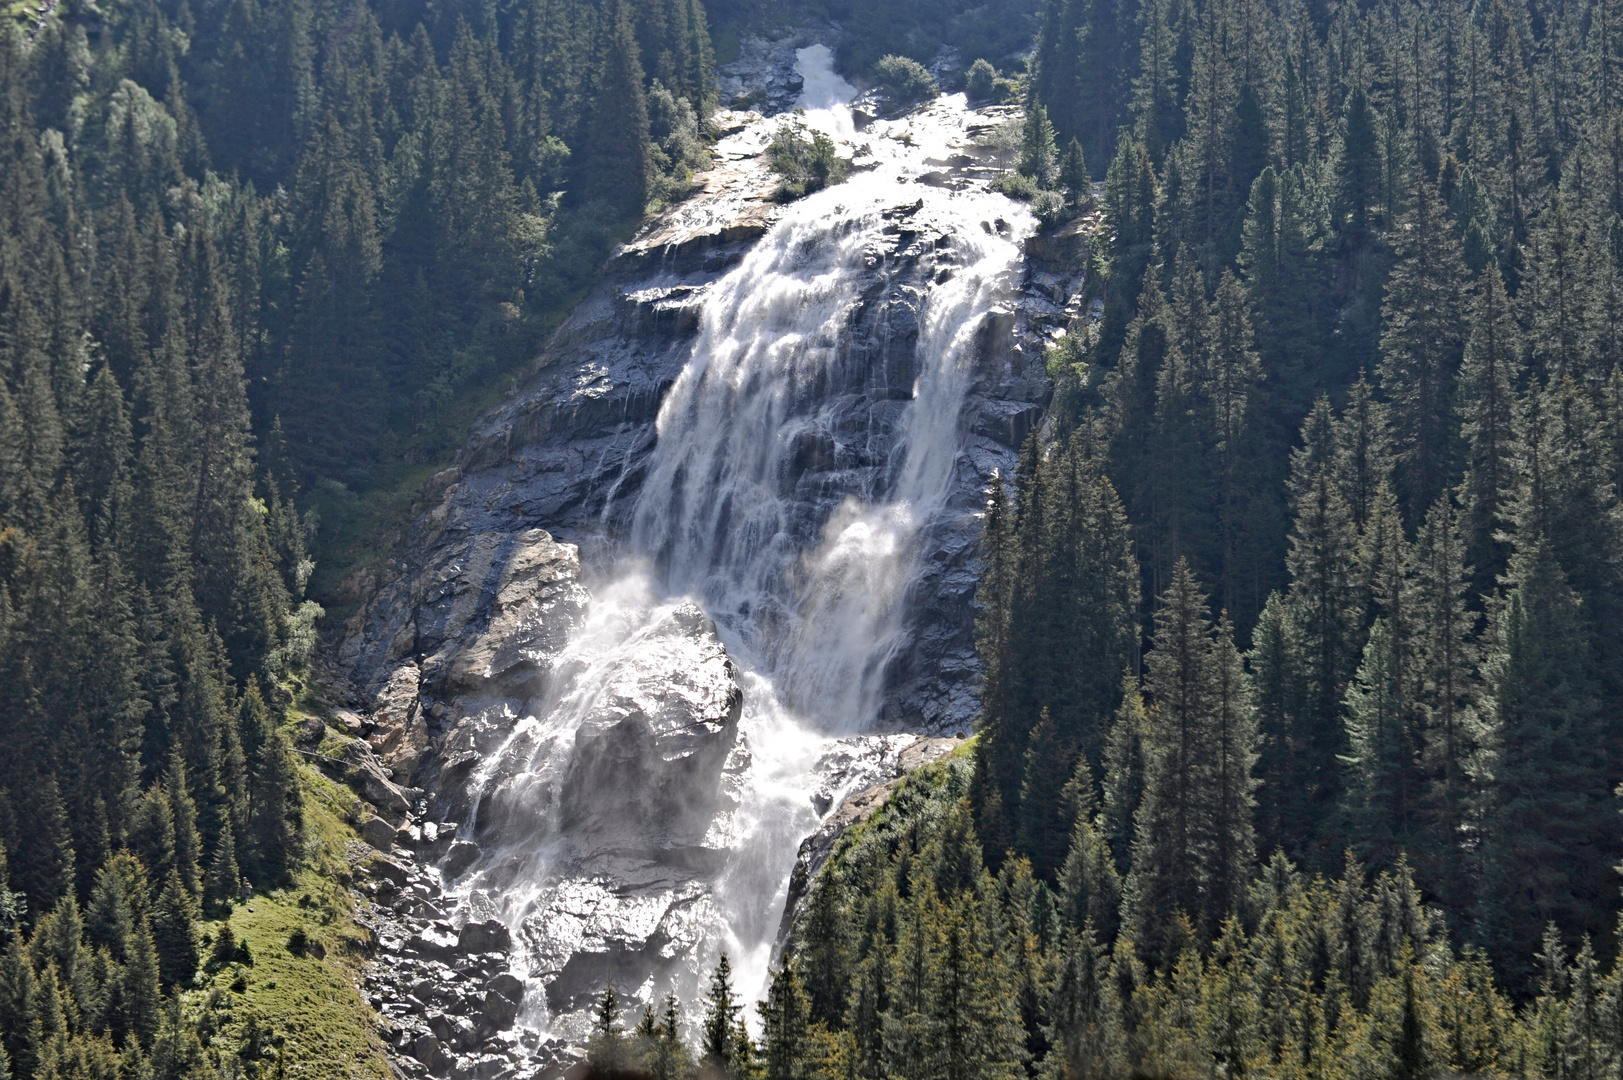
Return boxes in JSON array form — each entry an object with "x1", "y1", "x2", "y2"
[{"x1": 451, "y1": 47, "x2": 1031, "y2": 1034}]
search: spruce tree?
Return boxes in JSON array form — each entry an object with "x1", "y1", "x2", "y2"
[
  {"x1": 1206, "y1": 269, "x2": 1265, "y2": 615},
  {"x1": 1058, "y1": 807, "x2": 1122, "y2": 943},
  {"x1": 1101, "y1": 673, "x2": 1147, "y2": 873},
  {"x1": 1522, "y1": 194, "x2": 1592, "y2": 384},
  {"x1": 1334, "y1": 87, "x2": 1382, "y2": 249},
  {"x1": 579, "y1": 0, "x2": 651, "y2": 218},
  {"x1": 1455, "y1": 264, "x2": 1523, "y2": 597},
  {"x1": 0, "y1": 937, "x2": 40, "y2": 1080},
  {"x1": 1018, "y1": 104, "x2": 1061, "y2": 188},
  {"x1": 1410, "y1": 495, "x2": 1479, "y2": 908},
  {"x1": 1476, "y1": 534, "x2": 1617, "y2": 994},
  {"x1": 10, "y1": 775, "x2": 73, "y2": 918},
  {"x1": 120, "y1": 919, "x2": 162, "y2": 1049},
  {"x1": 1341, "y1": 618, "x2": 1423, "y2": 869},
  {"x1": 798, "y1": 877, "x2": 850, "y2": 1028},
  {"x1": 1248, "y1": 591, "x2": 1304, "y2": 863},
  {"x1": 148, "y1": 870, "x2": 196, "y2": 989},
  {"x1": 202, "y1": 814, "x2": 239, "y2": 915},
  {"x1": 242, "y1": 682, "x2": 302, "y2": 885},
  {"x1": 1377, "y1": 177, "x2": 1467, "y2": 523},
  {"x1": 928, "y1": 897, "x2": 1026, "y2": 1080},
  {"x1": 1127, "y1": 561, "x2": 1258, "y2": 960},
  {"x1": 1042, "y1": 926, "x2": 1125, "y2": 1080},
  {"x1": 1282, "y1": 434, "x2": 1363, "y2": 867},
  {"x1": 759, "y1": 964, "x2": 809, "y2": 1080},
  {"x1": 702, "y1": 953, "x2": 744, "y2": 1079}
]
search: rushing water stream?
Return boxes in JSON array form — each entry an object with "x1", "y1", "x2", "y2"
[{"x1": 445, "y1": 48, "x2": 1032, "y2": 1035}]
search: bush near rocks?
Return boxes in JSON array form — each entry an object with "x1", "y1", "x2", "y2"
[
  {"x1": 767, "y1": 121, "x2": 851, "y2": 200},
  {"x1": 873, "y1": 55, "x2": 937, "y2": 104}
]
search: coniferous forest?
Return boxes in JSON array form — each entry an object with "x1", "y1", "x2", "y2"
[
  {"x1": 0, "y1": 0, "x2": 719, "y2": 1074},
  {"x1": 590, "y1": 0, "x2": 1623, "y2": 1075},
  {"x1": 8, "y1": 0, "x2": 1623, "y2": 1074}
]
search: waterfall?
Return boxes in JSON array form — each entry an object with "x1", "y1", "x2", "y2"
[{"x1": 451, "y1": 48, "x2": 1032, "y2": 1035}]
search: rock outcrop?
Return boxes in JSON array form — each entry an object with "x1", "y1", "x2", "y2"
[{"x1": 334, "y1": 80, "x2": 1087, "y2": 1071}]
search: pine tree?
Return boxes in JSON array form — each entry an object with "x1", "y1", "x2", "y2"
[
  {"x1": 1378, "y1": 178, "x2": 1467, "y2": 523},
  {"x1": 1058, "y1": 807, "x2": 1122, "y2": 942},
  {"x1": 1523, "y1": 194, "x2": 1592, "y2": 384},
  {"x1": 161, "y1": 756, "x2": 200, "y2": 902},
  {"x1": 0, "y1": 937, "x2": 40, "y2": 1080},
  {"x1": 1130, "y1": 0, "x2": 1183, "y2": 156},
  {"x1": 1150, "y1": 252, "x2": 1217, "y2": 595},
  {"x1": 1341, "y1": 618, "x2": 1423, "y2": 869},
  {"x1": 759, "y1": 964, "x2": 809, "y2": 1080},
  {"x1": 120, "y1": 919, "x2": 162, "y2": 1049},
  {"x1": 1206, "y1": 270, "x2": 1264, "y2": 615},
  {"x1": 798, "y1": 876, "x2": 850, "y2": 1028},
  {"x1": 1019, "y1": 712, "x2": 1080, "y2": 881},
  {"x1": 1042, "y1": 926, "x2": 1124, "y2": 1079},
  {"x1": 1334, "y1": 87, "x2": 1382, "y2": 248},
  {"x1": 1101, "y1": 674, "x2": 1146, "y2": 873},
  {"x1": 579, "y1": 0, "x2": 651, "y2": 217},
  {"x1": 1336, "y1": 377, "x2": 1395, "y2": 532},
  {"x1": 10, "y1": 775, "x2": 74, "y2": 918},
  {"x1": 1476, "y1": 534, "x2": 1617, "y2": 994},
  {"x1": 1455, "y1": 264, "x2": 1523, "y2": 596},
  {"x1": 202, "y1": 813, "x2": 239, "y2": 914},
  {"x1": 1564, "y1": 937, "x2": 1604, "y2": 1080},
  {"x1": 1248, "y1": 591, "x2": 1304, "y2": 863},
  {"x1": 1207, "y1": 615, "x2": 1258, "y2": 919},
  {"x1": 588, "y1": 984, "x2": 632, "y2": 1074},
  {"x1": 702, "y1": 953, "x2": 744, "y2": 1079},
  {"x1": 927, "y1": 898, "x2": 1026, "y2": 1080},
  {"x1": 1282, "y1": 427, "x2": 1363, "y2": 867},
  {"x1": 1127, "y1": 561, "x2": 1258, "y2": 960},
  {"x1": 148, "y1": 870, "x2": 196, "y2": 989},
  {"x1": 1061, "y1": 139, "x2": 1090, "y2": 205},
  {"x1": 1411, "y1": 496, "x2": 1479, "y2": 911},
  {"x1": 1018, "y1": 103, "x2": 1061, "y2": 188}
]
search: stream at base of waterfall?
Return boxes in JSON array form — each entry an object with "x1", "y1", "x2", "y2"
[{"x1": 358, "y1": 44, "x2": 1038, "y2": 1059}]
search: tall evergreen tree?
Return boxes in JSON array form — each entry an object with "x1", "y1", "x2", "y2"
[
  {"x1": 1476, "y1": 535, "x2": 1617, "y2": 994},
  {"x1": 1377, "y1": 178, "x2": 1467, "y2": 522}
]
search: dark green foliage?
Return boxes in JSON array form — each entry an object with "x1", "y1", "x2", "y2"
[
  {"x1": 700, "y1": 953, "x2": 751, "y2": 1080},
  {"x1": 148, "y1": 871, "x2": 196, "y2": 989},
  {"x1": 1377, "y1": 179, "x2": 1467, "y2": 523},
  {"x1": 581, "y1": 1, "x2": 653, "y2": 218},
  {"x1": 1476, "y1": 535, "x2": 1619, "y2": 995},
  {"x1": 798, "y1": 880, "x2": 849, "y2": 1027},
  {"x1": 1124, "y1": 561, "x2": 1257, "y2": 964},
  {"x1": 974, "y1": 434, "x2": 1139, "y2": 878},
  {"x1": 0, "y1": 2, "x2": 733, "y2": 1074},
  {"x1": 638, "y1": 750, "x2": 1599, "y2": 1080},
  {"x1": 767, "y1": 122, "x2": 850, "y2": 201},
  {"x1": 979, "y1": 0, "x2": 1623, "y2": 980},
  {"x1": 967, "y1": 59, "x2": 998, "y2": 103},
  {"x1": 873, "y1": 55, "x2": 936, "y2": 105}
]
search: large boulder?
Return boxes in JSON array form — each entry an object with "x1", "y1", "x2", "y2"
[
  {"x1": 557, "y1": 602, "x2": 743, "y2": 838},
  {"x1": 370, "y1": 664, "x2": 429, "y2": 781}
]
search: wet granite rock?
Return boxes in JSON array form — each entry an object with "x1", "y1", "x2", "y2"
[
  {"x1": 362, "y1": 816, "x2": 399, "y2": 852},
  {"x1": 715, "y1": 30, "x2": 831, "y2": 112},
  {"x1": 458, "y1": 920, "x2": 511, "y2": 954},
  {"x1": 338, "y1": 94, "x2": 1077, "y2": 1069}
]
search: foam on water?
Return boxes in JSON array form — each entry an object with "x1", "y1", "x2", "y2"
[{"x1": 455, "y1": 47, "x2": 1031, "y2": 1033}]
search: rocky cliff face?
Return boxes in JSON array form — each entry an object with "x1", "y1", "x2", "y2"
[{"x1": 333, "y1": 68, "x2": 1085, "y2": 1077}]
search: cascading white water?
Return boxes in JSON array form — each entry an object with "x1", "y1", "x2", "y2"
[{"x1": 453, "y1": 47, "x2": 1031, "y2": 1034}]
